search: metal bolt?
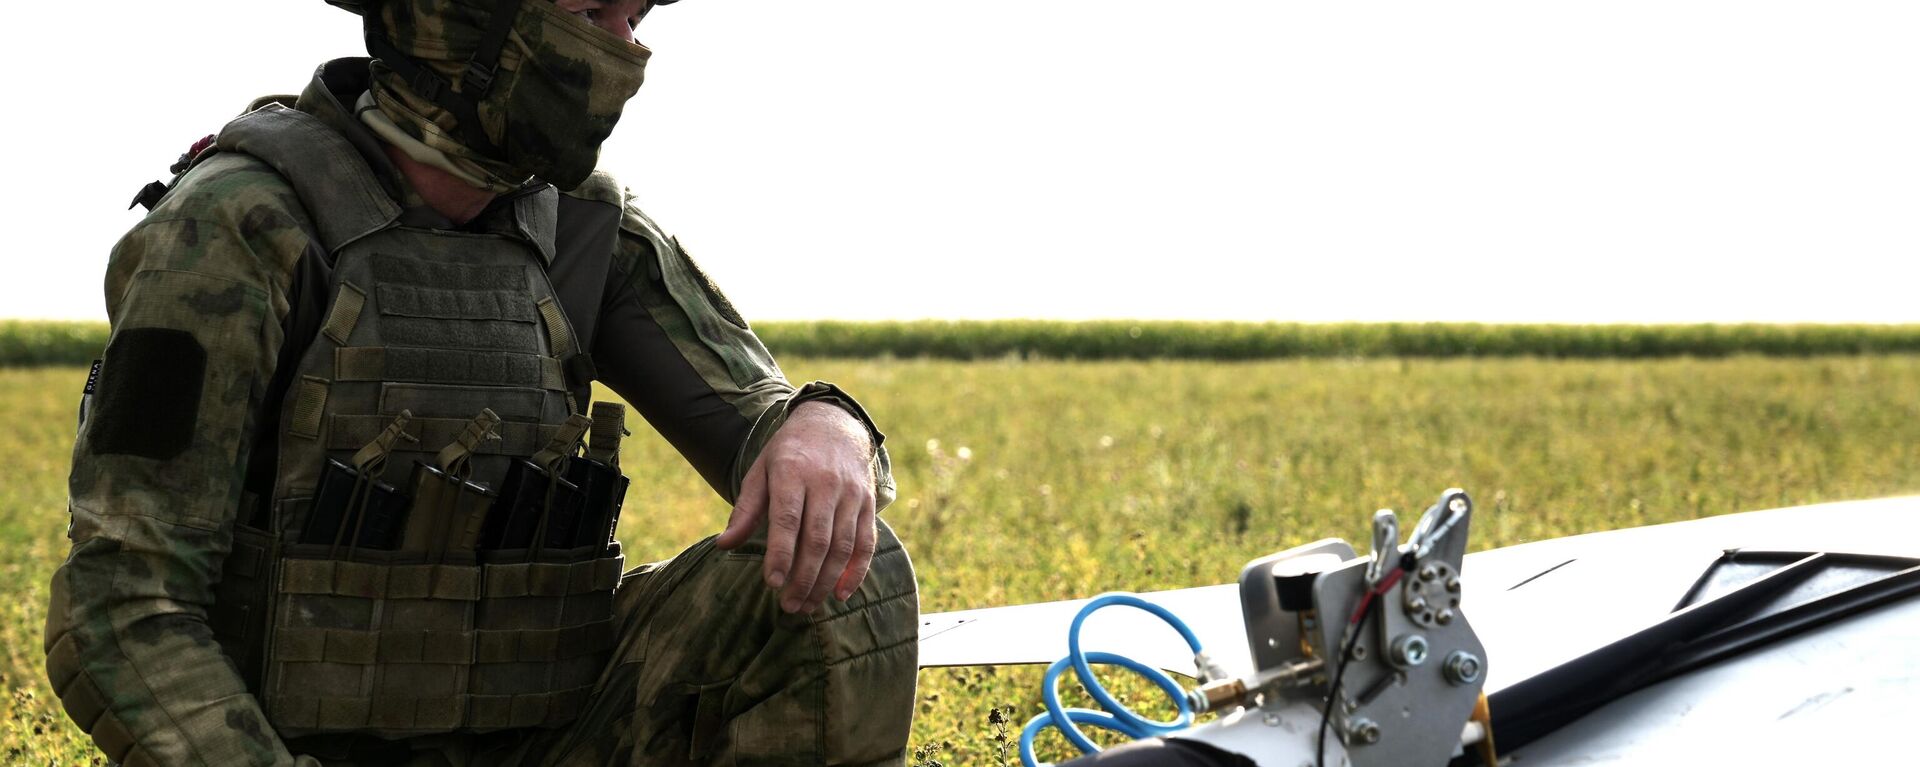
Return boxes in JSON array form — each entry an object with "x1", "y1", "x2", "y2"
[
  {"x1": 1444, "y1": 651, "x2": 1484, "y2": 685},
  {"x1": 1390, "y1": 634, "x2": 1430, "y2": 667},
  {"x1": 1406, "y1": 596, "x2": 1428, "y2": 613},
  {"x1": 1436, "y1": 608, "x2": 1454, "y2": 625},
  {"x1": 1419, "y1": 564, "x2": 1439, "y2": 581},
  {"x1": 1349, "y1": 643, "x2": 1369, "y2": 662},
  {"x1": 1448, "y1": 497, "x2": 1468, "y2": 514},
  {"x1": 1347, "y1": 717, "x2": 1383, "y2": 745},
  {"x1": 1263, "y1": 711, "x2": 1284, "y2": 727},
  {"x1": 1446, "y1": 578, "x2": 1461, "y2": 593}
]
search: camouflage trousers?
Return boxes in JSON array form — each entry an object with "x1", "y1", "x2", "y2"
[{"x1": 296, "y1": 521, "x2": 919, "y2": 766}]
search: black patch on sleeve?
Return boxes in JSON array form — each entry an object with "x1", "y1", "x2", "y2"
[{"x1": 88, "y1": 328, "x2": 206, "y2": 460}]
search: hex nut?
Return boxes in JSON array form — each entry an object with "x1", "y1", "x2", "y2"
[{"x1": 1444, "y1": 651, "x2": 1484, "y2": 685}]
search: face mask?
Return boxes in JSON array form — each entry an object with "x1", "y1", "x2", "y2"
[
  {"x1": 498, "y1": 1, "x2": 650, "y2": 188},
  {"x1": 368, "y1": 0, "x2": 652, "y2": 190}
]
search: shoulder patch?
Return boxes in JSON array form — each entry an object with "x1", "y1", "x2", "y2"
[
  {"x1": 611, "y1": 199, "x2": 751, "y2": 330},
  {"x1": 88, "y1": 328, "x2": 205, "y2": 461},
  {"x1": 671, "y1": 238, "x2": 749, "y2": 330}
]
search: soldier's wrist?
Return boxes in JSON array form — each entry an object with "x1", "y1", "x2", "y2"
[{"x1": 790, "y1": 381, "x2": 884, "y2": 457}]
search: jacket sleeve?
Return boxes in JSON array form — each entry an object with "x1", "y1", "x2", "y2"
[
  {"x1": 591, "y1": 200, "x2": 895, "y2": 509},
  {"x1": 45, "y1": 154, "x2": 321, "y2": 766}
]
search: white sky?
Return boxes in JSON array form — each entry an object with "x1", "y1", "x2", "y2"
[{"x1": 2, "y1": 1, "x2": 1916, "y2": 323}]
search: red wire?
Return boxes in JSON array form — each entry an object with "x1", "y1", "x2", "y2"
[{"x1": 1348, "y1": 567, "x2": 1405, "y2": 625}]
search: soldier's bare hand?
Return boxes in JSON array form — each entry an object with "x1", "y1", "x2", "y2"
[{"x1": 715, "y1": 401, "x2": 876, "y2": 614}]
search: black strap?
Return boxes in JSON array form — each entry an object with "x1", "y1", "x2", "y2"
[
  {"x1": 464, "y1": 0, "x2": 522, "y2": 97},
  {"x1": 360, "y1": 2, "x2": 513, "y2": 156}
]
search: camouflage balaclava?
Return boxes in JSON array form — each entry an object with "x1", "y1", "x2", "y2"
[{"x1": 364, "y1": 0, "x2": 651, "y2": 191}]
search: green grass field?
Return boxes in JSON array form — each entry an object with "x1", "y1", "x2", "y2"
[
  {"x1": 5, "y1": 357, "x2": 1919, "y2": 764},
  {"x1": 15, "y1": 320, "x2": 1920, "y2": 365}
]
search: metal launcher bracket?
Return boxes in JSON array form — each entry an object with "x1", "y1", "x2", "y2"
[{"x1": 1183, "y1": 489, "x2": 1489, "y2": 766}]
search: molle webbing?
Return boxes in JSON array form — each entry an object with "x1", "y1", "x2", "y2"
[
  {"x1": 269, "y1": 689, "x2": 595, "y2": 733},
  {"x1": 378, "y1": 284, "x2": 536, "y2": 321},
  {"x1": 266, "y1": 549, "x2": 622, "y2": 734},
  {"x1": 536, "y1": 298, "x2": 577, "y2": 359},
  {"x1": 383, "y1": 318, "x2": 543, "y2": 355},
  {"x1": 322, "y1": 283, "x2": 368, "y2": 345},
  {"x1": 290, "y1": 377, "x2": 330, "y2": 439},
  {"x1": 372, "y1": 257, "x2": 529, "y2": 292},
  {"x1": 334, "y1": 347, "x2": 566, "y2": 391},
  {"x1": 268, "y1": 623, "x2": 617, "y2": 666},
  {"x1": 276, "y1": 556, "x2": 622, "y2": 603},
  {"x1": 215, "y1": 96, "x2": 616, "y2": 739}
]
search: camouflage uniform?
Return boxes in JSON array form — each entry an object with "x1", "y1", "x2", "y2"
[{"x1": 45, "y1": 58, "x2": 918, "y2": 766}]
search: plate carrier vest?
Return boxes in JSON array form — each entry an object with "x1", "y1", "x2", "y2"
[{"x1": 205, "y1": 104, "x2": 630, "y2": 738}]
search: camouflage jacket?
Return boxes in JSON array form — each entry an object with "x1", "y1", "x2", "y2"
[{"x1": 46, "y1": 58, "x2": 893, "y2": 766}]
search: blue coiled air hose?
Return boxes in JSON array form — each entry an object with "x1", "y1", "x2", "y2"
[{"x1": 1018, "y1": 593, "x2": 1206, "y2": 767}]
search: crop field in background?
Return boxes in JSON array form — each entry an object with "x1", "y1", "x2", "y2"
[
  {"x1": 14, "y1": 320, "x2": 1920, "y2": 365},
  {"x1": 4, "y1": 356, "x2": 1920, "y2": 764}
]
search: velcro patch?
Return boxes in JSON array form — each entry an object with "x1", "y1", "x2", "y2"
[
  {"x1": 672, "y1": 238, "x2": 749, "y2": 330},
  {"x1": 88, "y1": 327, "x2": 205, "y2": 460}
]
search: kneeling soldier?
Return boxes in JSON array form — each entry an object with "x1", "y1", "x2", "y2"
[{"x1": 46, "y1": 1, "x2": 919, "y2": 764}]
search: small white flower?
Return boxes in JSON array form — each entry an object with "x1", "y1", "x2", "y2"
[
  {"x1": 1098, "y1": 435, "x2": 1114, "y2": 449},
  {"x1": 956, "y1": 446, "x2": 973, "y2": 461}
]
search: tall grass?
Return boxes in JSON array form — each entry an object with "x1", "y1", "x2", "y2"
[
  {"x1": 10, "y1": 320, "x2": 1920, "y2": 366},
  {"x1": 759, "y1": 320, "x2": 1920, "y2": 360},
  {"x1": 0, "y1": 322, "x2": 108, "y2": 367},
  {"x1": 4, "y1": 357, "x2": 1919, "y2": 763}
]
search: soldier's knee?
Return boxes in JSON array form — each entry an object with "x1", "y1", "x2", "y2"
[
  {"x1": 843, "y1": 520, "x2": 917, "y2": 641},
  {"x1": 811, "y1": 519, "x2": 918, "y2": 761},
  {"x1": 864, "y1": 518, "x2": 918, "y2": 599}
]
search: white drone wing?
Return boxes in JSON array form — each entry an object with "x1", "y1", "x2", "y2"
[
  {"x1": 918, "y1": 495, "x2": 1920, "y2": 698},
  {"x1": 918, "y1": 583, "x2": 1248, "y2": 678}
]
